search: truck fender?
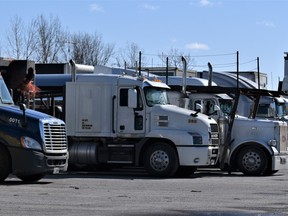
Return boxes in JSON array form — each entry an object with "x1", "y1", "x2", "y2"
[
  {"x1": 229, "y1": 141, "x2": 273, "y2": 168},
  {"x1": 142, "y1": 129, "x2": 206, "y2": 166},
  {"x1": 136, "y1": 137, "x2": 177, "y2": 167}
]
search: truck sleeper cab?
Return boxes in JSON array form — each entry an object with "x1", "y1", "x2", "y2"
[
  {"x1": 0, "y1": 76, "x2": 68, "y2": 182},
  {"x1": 62, "y1": 74, "x2": 219, "y2": 177}
]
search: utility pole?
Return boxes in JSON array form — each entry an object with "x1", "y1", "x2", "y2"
[
  {"x1": 257, "y1": 57, "x2": 260, "y2": 89},
  {"x1": 236, "y1": 51, "x2": 239, "y2": 89}
]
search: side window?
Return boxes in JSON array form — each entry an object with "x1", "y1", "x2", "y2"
[
  {"x1": 120, "y1": 89, "x2": 128, "y2": 106},
  {"x1": 119, "y1": 88, "x2": 143, "y2": 110},
  {"x1": 203, "y1": 99, "x2": 216, "y2": 115}
]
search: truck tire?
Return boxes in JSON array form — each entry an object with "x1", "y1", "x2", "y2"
[
  {"x1": 0, "y1": 145, "x2": 11, "y2": 182},
  {"x1": 237, "y1": 147, "x2": 268, "y2": 176},
  {"x1": 143, "y1": 142, "x2": 179, "y2": 178},
  {"x1": 17, "y1": 174, "x2": 45, "y2": 182}
]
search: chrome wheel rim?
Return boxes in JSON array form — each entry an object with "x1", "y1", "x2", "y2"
[
  {"x1": 242, "y1": 151, "x2": 261, "y2": 171},
  {"x1": 150, "y1": 150, "x2": 169, "y2": 171}
]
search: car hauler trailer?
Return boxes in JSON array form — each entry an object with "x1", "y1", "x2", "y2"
[
  {"x1": 182, "y1": 87, "x2": 288, "y2": 175},
  {"x1": 33, "y1": 61, "x2": 219, "y2": 177},
  {"x1": 156, "y1": 58, "x2": 288, "y2": 176},
  {"x1": 0, "y1": 59, "x2": 68, "y2": 182},
  {"x1": 164, "y1": 81, "x2": 288, "y2": 175}
]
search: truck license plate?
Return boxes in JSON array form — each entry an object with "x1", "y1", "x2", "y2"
[{"x1": 53, "y1": 167, "x2": 60, "y2": 174}]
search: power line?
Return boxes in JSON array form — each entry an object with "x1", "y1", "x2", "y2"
[
  {"x1": 141, "y1": 51, "x2": 259, "y2": 71},
  {"x1": 142, "y1": 52, "x2": 236, "y2": 58},
  {"x1": 239, "y1": 58, "x2": 257, "y2": 65}
]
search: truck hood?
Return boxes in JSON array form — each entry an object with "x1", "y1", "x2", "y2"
[
  {"x1": 0, "y1": 105, "x2": 52, "y2": 120},
  {"x1": 234, "y1": 115, "x2": 287, "y2": 129},
  {"x1": 232, "y1": 115, "x2": 287, "y2": 149},
  {"x1": 235, "y1": 115, "x2": 286, "y2": 125}
]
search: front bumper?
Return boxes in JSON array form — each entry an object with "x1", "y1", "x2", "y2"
[
  {"x1": 177, "y1": 145, "x2": 219, "y2": 166},
  {"x1": 9, "y1": 147, "x2": 68, "y2": 176},
  {"x1": 272, "y1": 154, "x2": 288, "y2": 171}
]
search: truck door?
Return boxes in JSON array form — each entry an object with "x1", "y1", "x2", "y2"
[{"x1": 116, "y1": 87, "x2": 145, "y2": 136}]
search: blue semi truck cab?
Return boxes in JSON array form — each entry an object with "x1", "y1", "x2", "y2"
[{"x1": 0, "y1": 69, "x2": 68, "y2": 182}]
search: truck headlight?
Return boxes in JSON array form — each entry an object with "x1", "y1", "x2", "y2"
[
  {"x1": 268, "y1": 140, "x2": 277, "y2": 147},
  {"x1": 193, "y1": 136, "x2": 203, "y2": 145},
  {"x1": 21, "y1": 136, "x2": 42, "y2": 150},
  {"x1": 188, "y1": 132, "x2": 203, "y2": 144}
]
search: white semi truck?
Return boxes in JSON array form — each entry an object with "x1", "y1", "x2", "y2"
[
  {"x1": 180, "y1": 87, "x2": 288, "y2": 175},
  {"x1": 34, "y1": 66, "x2": 219, "y2": 177},
  {"x1": 152, "y1": 58, "x2": 288, "y2": 176},
  {"x1": 162, "y1": 83, "x2": 288, "y2": 175}
]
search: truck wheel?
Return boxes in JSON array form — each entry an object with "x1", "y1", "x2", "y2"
[
  {"x1": 143, "y1": 142, "x2": 179, "y2": 177},
  {"x1": 17, "y1": 174, "x2": 45, "y2": 182},
  {"x1": 237, "y1": 147, "x2": 267, "y2": 176},
  {"x1": 0, "y1": 145, "x2": 11, "y2": 182}
]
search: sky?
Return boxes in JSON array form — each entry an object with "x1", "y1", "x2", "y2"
[{"x1": 0, "y1": 0, "x2": 288, "y2": 90}]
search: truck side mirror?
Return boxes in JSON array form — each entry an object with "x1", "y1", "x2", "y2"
[
  {"x1": 128, "y1": 89, "x2": 137, "y2": 108},
  {"x1": 19, "y1": 103, "x2": 27, "y2": 127},
  {"x1": 179, "y1": 98, "x2": 190, "y2": 109},
  {"x1": 268, "y1": 103, "x2": 276, "y2": 118},
  {"x1": 214, "y1": 105, "x2": 220, "y2": 111},
  {"x1": 195, "y1": 103, "x2": 203, "y2": 113}
]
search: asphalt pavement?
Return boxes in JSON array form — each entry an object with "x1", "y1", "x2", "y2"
[{"x1": 0, "y1": 168, "x2": 287, "y2": 216}]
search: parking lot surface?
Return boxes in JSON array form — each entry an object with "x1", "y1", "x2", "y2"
[{"x1": 0, "y1": 168, "x2": 287, "y2": 216}]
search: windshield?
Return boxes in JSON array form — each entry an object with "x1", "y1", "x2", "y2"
[
  {"x1": 218, "y1": 99, "x2": 233, "y2": 115},
  {"x1": 0, "y1": 78, "x2": 14, "y2": 104},
  {"x1": 144, "y1": 87, "x2": 169, "y2": 106}
]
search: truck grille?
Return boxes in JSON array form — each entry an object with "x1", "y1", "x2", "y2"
[
  {"x1": 40, "y1": 119, "x2": 68, "y2": 154},
  {"x1": 279, "y1": 124, "x2": 288, "y2": 152},
  {"x1": 210, "y1": 123, "x2": 219, "y2": 145},
  {"x1": 210, "y1": 123, "x2": 219, "y2": 133}
]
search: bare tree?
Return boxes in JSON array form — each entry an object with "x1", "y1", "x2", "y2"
[
  {"x1": 69, "y1": 35, "x2": 83, "y2": 63},
  {"x1": 114, "y1": 42, "x2": 147, "y2": 68},
  {"x1": 23, "y1": 19, "x2": 38, "y2": 60},
  {"x1": 101, "y1": 44, "x2": 115, "y2": 65},
  {"x1": 5, "y1": 16, "x2": 38, "y2": 60},
  {"x1": 34, "y1": 15, "x2": 67, "y2": 63},
  {"x1": 158, "y1": 48, "x2": 195, "y2": 69},
  {"x1": 6, "y1": 16, "x2": 24, "y2": 59},
  {"x1": 70, "y1": 32, "x2": 114, "y2": 66}
]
